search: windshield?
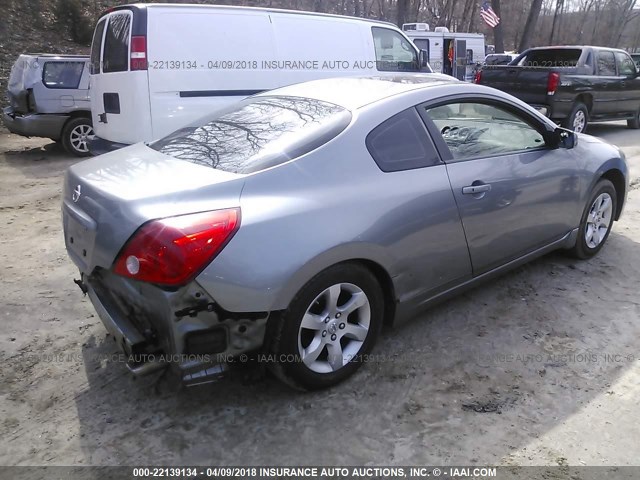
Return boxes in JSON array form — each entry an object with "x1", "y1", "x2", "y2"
[{"x1": 150, "y1": 97, "x2": 352, "y2": 174}]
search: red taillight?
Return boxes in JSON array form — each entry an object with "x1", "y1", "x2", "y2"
[
  {"x1": 473, "y1": 70, "x2": 482, "y2": 84},
  {"x1": 113, "y1": 208, "x2": 240, "y2": 286},
  {"x1": 130, "y1": 35, "x2": 147, "y2": 71},
  {"x1": 547, "y1": 72, "x2": 560, "y2": 95}
]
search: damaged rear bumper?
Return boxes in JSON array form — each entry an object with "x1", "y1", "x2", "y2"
[{"x1": 77, "y1": 270, "x2": 269, "y2": 381}]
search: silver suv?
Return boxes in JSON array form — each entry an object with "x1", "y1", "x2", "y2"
[{"x1": 2, "y1": 54, "x2": 93, "y2": 156}]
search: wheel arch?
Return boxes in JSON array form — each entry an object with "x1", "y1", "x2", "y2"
[
  {"x1": 66, "y1": 110, "x2": 92, "y2": 122},
  {"x1": 575, "y1": 93, "x2": 593, "y2": 114},
  {"x1": 271, "y1": 247, "x2": 398, "y2": 326},
  {"x1": 600, "y1": 168, "x2": 626, "y2": 220}
]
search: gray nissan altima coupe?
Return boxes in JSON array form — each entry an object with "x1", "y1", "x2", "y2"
[{"x1": 63, "y1": 75, "x2": 628, "y2": 390}]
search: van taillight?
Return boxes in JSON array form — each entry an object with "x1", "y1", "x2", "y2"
[
  {"x1": 130, "y1": 35, "x2": 147, "y2": 71},
  {"x1": 547, "y1": 72, "x2": 560, "y2": 95},
  {"x1": 473, "y1": 70, "x2": 482, "y2": 84}
]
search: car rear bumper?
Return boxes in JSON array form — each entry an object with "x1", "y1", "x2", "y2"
[
  {"x1": 75, "y1": 268, "x2": 269, "y2": 379},
  {"x1": 2, "y1": 107, "x2": 67, "y2": 140},
  {"x1": 88, "y1": 135, "x2": 130, "y2": 156}
]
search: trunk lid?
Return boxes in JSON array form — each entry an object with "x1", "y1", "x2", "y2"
[{"x1": 63, "y1": 143, "x2": 245, "y2": 274}]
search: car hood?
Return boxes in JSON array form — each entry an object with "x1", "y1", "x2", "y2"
[{"x1": 63, "y1": 143, "x2": 245, "y2": 274}]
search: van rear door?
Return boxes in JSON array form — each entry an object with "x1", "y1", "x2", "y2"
[{"x1": 89, "y1": 7, "x2": 152, "y2": 145}]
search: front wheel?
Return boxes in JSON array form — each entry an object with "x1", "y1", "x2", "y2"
[
  {"x1": 563, "y1": 102, "x2": 589, "y2": 133},
  {"x1": 267, "y1": 263, "x2": 384, "y2": 390},
  {"x1": 568, "y1": 179, "x2": 617, "y2": 259},
  {"x1": 62, "y1": 117, "x2": 94, "y2": 157}
]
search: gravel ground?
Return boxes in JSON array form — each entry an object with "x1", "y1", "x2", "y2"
[{"x1": 0, "y1": 123, "x2": 639, "y2": 468}]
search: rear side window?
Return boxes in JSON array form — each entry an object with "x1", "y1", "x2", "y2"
[
  {"x1": 90, "y1": 18, "x2": 106, "y2": 74},
  {"x1": 366, "y1": 108, "x2": 440, "y2": 172},
  {"x1": 518, "y1": 48, "x2": 581, "y2": 67},
  {"x1": 42, "y1": 62, "x2": 85, "y2": 89},
  {"x1": 372, "y1": 27, "x2": 419, "y2": 72},
  {"x1": 615, "y1": 52, "x2": 637, "y2": 76},
  {"x1": 597, "y1": 51, "x2": 616, "y2": 76},
  {"x1": 103, "y1": 13, "x2": 131, "y2": 73},
  {"x1": 151, "y1": 97, "x2": 351, "y2": 174}
]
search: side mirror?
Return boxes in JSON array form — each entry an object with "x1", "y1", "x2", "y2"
[{"x1": 553, "y1": 127, "x2": 577, "y2": 149}]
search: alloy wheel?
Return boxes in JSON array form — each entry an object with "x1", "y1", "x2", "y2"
[
  {"x1": 297, "y1": 283, "x2": 371, "y2": 374},
  {"x1": 585, "y1": 192, "x2": 613, "y2": 249}
]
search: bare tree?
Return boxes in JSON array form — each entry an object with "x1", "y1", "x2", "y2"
[{"x1": 518, "y1": 0, "x2": 543, "y2": 51}]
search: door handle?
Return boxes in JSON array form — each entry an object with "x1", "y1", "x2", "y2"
[
  {"x1": 98, "y1": 112, "x2": 107, "y2": 124},
  {"x1": 462, "y1": 183, "x2": 491, "y2": 195}
]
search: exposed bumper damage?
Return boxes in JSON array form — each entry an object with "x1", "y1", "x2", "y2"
[
  {"x1": 75, "y1": 269, "x2": 269, "y2": 383},
  {"x1": 2, "y1": 106, "x2": 68, "y2": 140}
]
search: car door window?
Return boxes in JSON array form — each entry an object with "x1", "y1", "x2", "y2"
[
  {"x1": 371, "y1": 27, "x2": 418, "y2": 72},
  {"x1": 366, "y1": 108, "x2": 440, "y2": 172},
  {"x1": 42, "y1": 61, "x2": 85, "y2": 89},
  {"x1": 597, "y1": 51, "x2": 616, "y2": 76},
  {"x1": 615, "y1": 52, "x2": 637, "y2": 76},
  {"x1": 422, "y1": 102, "x2": 546, "y2": 162}
]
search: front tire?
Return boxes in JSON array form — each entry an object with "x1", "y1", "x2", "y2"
[
  {"x1": 267, "y1": 263, "x2": 384, "y2": 390},
  {"x1": 563, "y1": 102, "x2": 588, "y2": 133},
  {"x1": 61, "y1": 117, "x2": 94, "y2": 157},
  {"x1": 568, "y1": 179, "x2": 617, "y2": 259}
]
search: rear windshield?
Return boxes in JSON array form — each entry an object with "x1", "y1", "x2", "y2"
[
  {"x1": 517, "y1": 49, "x2": 582, "y2": 68},
  {"x1": 151, "y1": 97, "x2": 352, "y2": 174}
]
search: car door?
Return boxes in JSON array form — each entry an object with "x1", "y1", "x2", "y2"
[
  {"x1": 364, "y1": 107, "x2": 472, "y2": 302},
  {"x1": 614, "y1": 51, "x2": 640, "y2": 116},
  {"x1": 418, "y1": 98, "x2": 581, "y2": 276},
  {"x1": 594, "y1": 50, "x2": 619, "y2": 115}
]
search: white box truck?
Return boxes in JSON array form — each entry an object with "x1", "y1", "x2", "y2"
[{"x1": 89, "y1": 4, "x2": 432, "y2": 153}]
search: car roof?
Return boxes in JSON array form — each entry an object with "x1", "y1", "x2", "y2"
[{"x1": 255, "y1": 74, "x2": 460, "y2": 110}]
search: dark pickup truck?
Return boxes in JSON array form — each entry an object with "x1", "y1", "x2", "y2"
[{"x1": 475, "y1": 46, "x2": 640, "y2": 133}]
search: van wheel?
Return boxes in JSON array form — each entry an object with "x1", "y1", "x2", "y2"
[
  {"x1": 267, "y1": 263, "x2": 383, "y2": 390},
  {"x1": 628, "y1": 108, "x2": 640, "y2": 129},
  {"x1": 62, "y1": 117, "x2": 94, "y2": 157},
  {"x1": 562, "y1": 102, "x2": 588, "y2": 133}
]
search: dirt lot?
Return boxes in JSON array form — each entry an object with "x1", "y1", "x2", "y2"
[{"x1": 0, "y1": 124, "x2": 639, "y2": 468}]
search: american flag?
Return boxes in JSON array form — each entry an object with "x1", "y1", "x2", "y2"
[{"x1": 480, "y1": 1, "x2": 500, "y2": 28}]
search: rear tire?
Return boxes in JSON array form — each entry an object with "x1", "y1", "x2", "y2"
[
  {"x1": 267, "y1": 263, "x2": 384, "y2": 390},
  {"x1": 61, "y1": 117, "x2": 94, "y2": 157},
  {"x1": 567, "y1": 179, "x2": 617, "y2": 259},
  {"x1": 562, "y1": 102, "x2": 588, "y2": 133},
  {"x1": 627, "y1": 108, "x2": 640, "y2": 129}
]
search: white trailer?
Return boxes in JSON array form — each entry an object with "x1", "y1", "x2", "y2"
[{"x1": 403, "y1": 23, "x2": 485, "y2": 81}]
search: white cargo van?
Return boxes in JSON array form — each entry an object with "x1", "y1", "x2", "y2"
[{"x1": 88, "y1": 4, "x2": 431, "y2": 153}]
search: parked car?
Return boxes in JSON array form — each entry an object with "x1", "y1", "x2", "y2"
[
  {"x1": 483, "y1": 52, "x2": 518, "y2": 65},
  {"x1": 63, "y1": 75, "x2": 628, "y2": 390},
  {"x1": 475, "y1": 46, "x2": 640, "y2": 133},
  {"x1": 87, "y1": 3, "x2": 431, "y2": 154},
  {"x1": 2, "y1": 54, "x2": 94, "y2": 156}
]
